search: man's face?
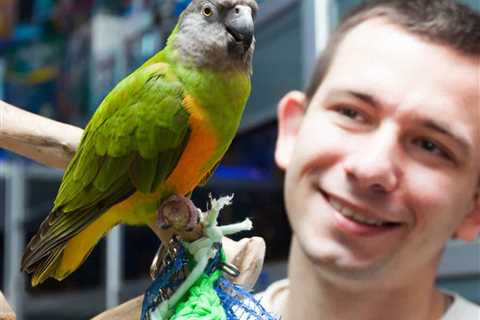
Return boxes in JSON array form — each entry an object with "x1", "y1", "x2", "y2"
[{"x1": 276, "y1": 19, "x2": 480, "y2": 282}]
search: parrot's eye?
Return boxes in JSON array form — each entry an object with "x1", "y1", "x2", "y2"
[{"x1": 201, "y1": 6, "x2": 213, "y2": 17}]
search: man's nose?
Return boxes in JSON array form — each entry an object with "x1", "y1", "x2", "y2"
[{"x1": 343, "y1": 128, "x2": 400, "y2": 194}]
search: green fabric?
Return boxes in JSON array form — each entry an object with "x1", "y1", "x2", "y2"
[{"x1": 171, "y1": 270, "x2": 226, "y2": 320}]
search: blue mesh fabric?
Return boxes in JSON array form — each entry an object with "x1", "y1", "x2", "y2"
[
  {"x1": 215, "y1": 277, "x2": 278, "y2": 320},
  {"x1": 140, "y1": 245, "x2": 188, "y2": 320}
]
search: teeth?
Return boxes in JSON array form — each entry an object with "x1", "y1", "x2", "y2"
[
  {"x1": 330, "y1": 199, "x2": 343, "y2": 212},
  {"x1": 329, "y1": 198, "x2": 386, "y2": 226}
]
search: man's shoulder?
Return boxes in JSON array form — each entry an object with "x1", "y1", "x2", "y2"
[
  {"x1": 443, "y1": 292, "x2": 480, "y2": 320},
  {"x1": 255, "y1": 281, "x2": 480, "y2": 319},
  {"x1": 255, "y1": 279, "x2": 289, "y2": 316}
]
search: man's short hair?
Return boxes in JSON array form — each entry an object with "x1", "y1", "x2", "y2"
[{"x1": 305, "y1": 0, "x2": 480, "y2": 101}]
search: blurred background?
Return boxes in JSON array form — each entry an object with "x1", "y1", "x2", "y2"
[{"x1": 0, "y1": 0, "x2": 478, "y2": 319}]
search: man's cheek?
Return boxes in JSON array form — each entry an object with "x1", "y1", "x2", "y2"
[{"x1": 407, "y1": 186, "x2": 458, "y2": 234}]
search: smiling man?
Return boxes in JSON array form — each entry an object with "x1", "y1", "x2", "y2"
[{"x1": 261, "y1": 0, "x2": 480, "y2": 319}]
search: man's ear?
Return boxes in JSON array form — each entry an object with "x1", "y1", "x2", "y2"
[
  {"x1": 454, "y1": 184, "x2": 480, "y2": 241},
  {"x1": 275, "y1": 91, "x2": 306, "y2": 170}
]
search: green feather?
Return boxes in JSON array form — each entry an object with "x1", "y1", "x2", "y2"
[
  {"x1": 93, "y1": 155, "x2": 134, "y2": 192},
  {"x1": 129, "y1": 156, "x2": 159, "y2": 194}
]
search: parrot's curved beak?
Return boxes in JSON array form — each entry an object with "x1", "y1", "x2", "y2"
[{"x1": 225, "y1": 5, "x2": 254, "y2": 54}]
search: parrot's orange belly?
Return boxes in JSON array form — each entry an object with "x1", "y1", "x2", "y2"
[{"x1": 165, "y1": 95, "x2": 219, "y2": 194}]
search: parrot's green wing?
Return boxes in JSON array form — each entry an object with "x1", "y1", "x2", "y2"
[{"x1": 22, "y1": 62, "x2": 191, "y2": 281}]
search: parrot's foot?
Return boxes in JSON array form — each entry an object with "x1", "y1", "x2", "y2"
[{"x1": 157, "y1": 195, "x2": 200, "y2": 231}]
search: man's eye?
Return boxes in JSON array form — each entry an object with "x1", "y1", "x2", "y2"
[
  {"x1": 335, "y1": 106, "x2": 366, "y2": 122},
  {"x1": 412, "y1": 138, "x2": 451, "y2": 160}
]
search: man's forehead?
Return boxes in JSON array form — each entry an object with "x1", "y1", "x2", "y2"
[
  {"x1": 335, "y1": 18, "x2": 418, "y2": 58},
  {"x1": 327, "y1": 18, "x2": 479, "y2": 104}
]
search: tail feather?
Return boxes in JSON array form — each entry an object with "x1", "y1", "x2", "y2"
[
  {"x1": 22, "y1": 180, "x2": 140, "y2": 286},
  {"x1": 24, "y1": 211, "x2": 92, "y2": 267},
  {"x1": 21, "y1": 205, "x2": 116, "y2": 286},
  {"x1": 31, "y1": 247, "x2": 64, "y2": 286},
  {"x1": 21, "y1": 207, "x2": 100, "y2": 273}
]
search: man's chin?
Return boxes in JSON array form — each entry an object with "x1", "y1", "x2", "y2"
[{"x1": 298, "y1": 236, "x2": 389, "y2": 281}]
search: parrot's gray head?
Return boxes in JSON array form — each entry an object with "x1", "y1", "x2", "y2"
[{"x1": 172, "y1": 0, "x2": 258, "y2": 73}]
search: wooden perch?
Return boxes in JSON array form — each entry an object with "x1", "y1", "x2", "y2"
[
  {"x1": 0, "y1": 100, "x2": 82, "y2": 169},
  {"x1": 0, "y1": 100, "x2": 268, "y2": 319},
  {"x1": 0, "y1": 291, "x2": 16, "y2": 320}
]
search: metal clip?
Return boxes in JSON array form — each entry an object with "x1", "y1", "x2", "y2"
[{"x1": 220, "y1": 262, "x2": 241, "y2": 278}]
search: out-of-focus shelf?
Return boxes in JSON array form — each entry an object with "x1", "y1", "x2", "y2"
[
  {"x1": 1, "y1": 162, "x2": 124, "y2": 318},
  {"x1": 256, "y1": 0, "x2": 300, "y2": 28},
  {"x1": 0, "y1": 162, "x2": 63, "y2": 227},
  {"x1": 438, "y1": 239, "x2": 480, "y2": 278},
  {"x1": 23, "y1": 277, "x2": 150, "y2": 318},
  {"x1": 0, "y1": 162, "x2": 62, "y2": 179}
]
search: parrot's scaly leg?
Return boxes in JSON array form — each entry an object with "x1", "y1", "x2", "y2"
[{"x1": 157, "y1": 194, "x2": 200, "y2": 231}]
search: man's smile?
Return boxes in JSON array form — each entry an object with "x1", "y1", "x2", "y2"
[
  {"x1": 329, "y1": 197, "x2": 393, "y2": 227},
  {"x1": 317, "y1": 187, "x2": 404, "y2": 236}
]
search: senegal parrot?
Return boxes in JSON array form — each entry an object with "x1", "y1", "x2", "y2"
[{"x1": 21, "y1": 0, "x2": 258, "y2": 286}]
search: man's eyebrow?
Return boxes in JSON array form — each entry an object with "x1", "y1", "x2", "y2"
[
  {"x1": 327, "y1": 89, "x2": 382, "y2": 110},
  {"x1": 348, "y1": 91, "x2": 382, "y2": 109},
  {"x1": 421, "y1": 119, "x2": 471, "y2": 157}
]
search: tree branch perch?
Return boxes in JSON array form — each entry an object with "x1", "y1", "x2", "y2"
[
  {"x1": 0, "y1": 291, "x2": 15, "y2": 320},
  {"x1": 0, "y1": 100, "x2": 82, "y2": 169}
]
